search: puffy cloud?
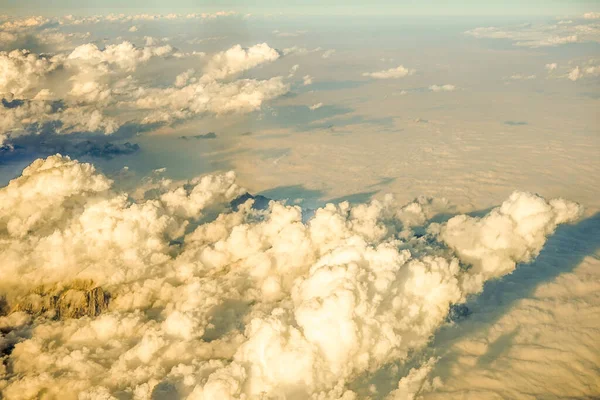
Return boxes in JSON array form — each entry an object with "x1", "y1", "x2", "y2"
[
  {"x1": 134, "y1": 76, "x2": 289, "y2": 123},
  {"x1": 0, "y1": 42, "x2": 286, "y2": 145},
  {"x1": 432, "y1": 191, "x2": 582, "y2": 293},
  {"x1": 545, "y1": 62, "x2": 558, "y2": 71},
  {"x1": 303, "y1": 74, "x2": 313, "y2": 85},
  {"x1": 0, "y1": 155, "x2": 582, "y2": 399},
  {"x1": 66, "y1": 41, "x2": 174, "y2": 72},
  {"x1": 0, "y1": 50, "x2": 58, "y2": 97},
  {"x1": 309, "y1": 102, "x2": 323, "y2": 110},
  {"x1": 583, "y1": 12, "x2": 600, "y2": 19},
  {"x1": 386, "y1": 358, "x2": 441, "y2": 400},
  {"x1": 0, "y1": 42, "x2": 174, "y2": 143},
  {"x1": 175, "y1": 68, "x2": 196, "y2": 87},
  {"x1": 0, "y1": 16, "x2": 51, "y2": 32},
  {"x1": 363, "y1": 65, "x2": 415, "y2": 79},
  {"x1": 203, "y1": 43, "x2": 280, "y2": 80},
  {"x1": 569, "y1": 66, "x2": 583, "y2": 81},
  {"x1": 566, "y1": 61, "x2": 600, "y2": 81},
  {"x1": 429, "y1": 84, "x2": 456, "y2": 92}
]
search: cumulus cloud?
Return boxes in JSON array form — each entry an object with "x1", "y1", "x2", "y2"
[
  {"x1": 0, "y1": 42, "x2": 175, "y2": 143},
  {"x1": 363, "y1": 65, "x2": 415, "y2": 79},
  {"x1": 0, "y1": 155, "x2": 582, "y2": 400},
  {"x1": 0, "y1": 42, "x2": 287, "y2": 145},
  {"x1": 0, "y1": 49, "x2": 59, "y2": 96},
  {"x1": 134, "y1": 76, "x2": 289, "y2": 123},
  {"x1": 203, "y1": 43, "x2": 280, "y2": 80},
  {"x1": 545, "y1": 62, "x2": 558, "y2": 71},
  {"x1": 429, "y1": 84, "x2": 456, "y2": 92},
  {"x1": 566, "y1": 61, "x2": 600, "y2": 81},
  {"x1": 309, "y1": 102, "x2": 323, "y2": 110},
  {"x1": 583, "y1": 12, "x2": 600, "y2": 19},
  {"x1": 569, "y1": 66, "x2": 583, "y2": 81},
  {"x1": 386, "y1": 358, "x2": 442, "y2": 399},
  {"x1": 303, "y1": 74, "x2": 313, "y2": 85}
]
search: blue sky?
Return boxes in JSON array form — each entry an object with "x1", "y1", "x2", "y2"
[{"x1": 2, "y1": 0, "x2": 598, "y2": 16}]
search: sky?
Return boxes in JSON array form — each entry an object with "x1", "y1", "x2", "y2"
[
  {"x1": 2, "y1": 0, "x2": 599, "y2": 16},
  {"x1": 0, "y1": 2, "x2": 599, "y2": 400}
]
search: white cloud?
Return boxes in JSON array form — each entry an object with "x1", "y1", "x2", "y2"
[
  {"x1": 429, "y1": 84, "x2": 456, "y2": 92},
  {"x1": 174, "y1": 68, "x2": 196, "y2": 87},
  {"x1": 202, "y1": 43, "x2": 280, "y2": 80},
  {"x1": 569, "y1": 66, "x2": 583, "y2": 81},
  {"x1": 386, "y1": 358, "x2": 442, "y2": 400},
  {"x1": 287, "y1": 64, "x2": 299, "y2": 78},
  {"x1": 545, "y1": 62, "x2": 558, "y2": 71},
  {"x1": 465, "y1": 18, "x2": 600, "y2": 48},
  {"x1": 509, "y1": 74, "x2": 536, "y2": 80},
  {"x1": 66, "y1": 41, "x2": 174, "y2": 72},
  {"x1": 566, "y1": 61, "x2": 600, "y2": 81},
  {"x1": 134, "y1": 76, "x2": 290, "y2": 123},
  {"x1": 128, "y1": 25, "x2": 138, "y2": 32},
  {"x1": 0, "y1": 50, "x2": 59, "y2": 97},
  {"x1": 0, "y1": 16, "x2": 50, "y2": 31},
  {"x1": 0, "y1": 42, "x2": 287, "y2": 144},
  {"x1": 363, "y1": 65, "x2": 415, "y2": 79},
  {"x1": 303, "y1": 74, "x2": 313, "y2": 85},
  {"x1": 0, "y1": 155, "x2": 582, "y2": 399},
  {"x1": 322, "y1": 49, "x2": 335, "y2": 59},
  {"x1": 309, "y1": 102, "x2": 323, "y2": 110},
  {"x1": 583, "y1": 12, "x2": 600, "y2": 19}
]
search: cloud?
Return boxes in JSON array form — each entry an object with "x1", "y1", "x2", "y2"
[
  {"x1": 569, "y1": 66, "x2": 583, "y2": 81},
  {"x1": 0, "y1": 49, "x2": 59, "y2": 97},
  {"x1": 509, "y1": 74, "x2": 536, "y2": 80},
  {"x1": 363, "y1": 65, "x2": 415, "y2": 79},
  {"x1": 309, "y1": 102, "x2": 323, "y2": 110},
  {"x1": 386, "y1": 358, "x2": 442, "y2": 399},
  {"x1": 545, "y1": 62, "x2": 558, "y2": 71},
  {"x1": 0, "y1": 42, "x2": 175, "y2": 143},
  {"x1": 203, "y1": 43, "x2": 280, "y2": 80},
  {"x1": 465, "y1": 17, "x2": 600, "y2": 47},
  {"x1": 134, "y1": 76, "x2": 289, "y2": 123},
  {"x1": 583, "y1": 12, "x2": 600, "y2": 19},
  {"x1": 567, "y1": 61, "x2": 600, "y2": 81},
  {"x1": 179, "y1": 132, "x2": 217, "y2": 140},
  {"x1": 287, "y1": 64, "x2": 299, "y2": 78},
  {"x1": 429, "y1": 84, "x2": 456, "y2": 92},
  {"x1": 0, "y1": 16, "x2": 51, "y2": 31},
  {"x1": 431, "y1": 191, "x2": 582, "y2": 292},
  {"x1": 422, "y1": 238, "x2": 600, "y2": 399},
  {"x1": 303, "y1": 74, "x2": 313, "y2": 85},
  {"x1": 0, "y1": 155, "x2": 582, "y2": 399},
  {"x1": 0, "y1": 42, "x2": 287, "y2": 145},
  {"x1": 322, "y1": 49, "x2": 335, "y2": 59},
  {"x1": 66, "y1": 41, "x2": 174, "y2": 72},
  {"x1": 272, "y1": 30, "x2": 305, "y2": 38}
]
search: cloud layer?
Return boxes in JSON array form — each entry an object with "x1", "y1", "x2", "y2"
[
  {"x1": 0, "y1": 155, "x2": 582, "y2": 399},
  {"x1": 0, "y1": 42, "x2": 288, "y2": 144}
]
